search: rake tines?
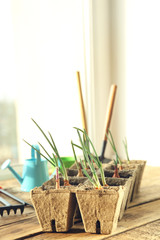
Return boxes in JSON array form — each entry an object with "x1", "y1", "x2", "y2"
[
  {"x1": 0, "y1": 205, "x2": 25, "y2": 216},
  {"x1": 0, "y1": 189, "x2": 32, "y2": 216}
]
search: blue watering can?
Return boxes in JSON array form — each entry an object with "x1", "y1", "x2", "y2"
[{"x1": 1, "y1": 145, "x2": 49, "y2": 192}]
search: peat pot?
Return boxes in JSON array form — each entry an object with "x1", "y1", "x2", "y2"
[
  {"x1": 128, "y1": 160, "x2": 146, "y2": 192},
  {"x1": 31, "y1": 187, "x2": 77, "y2": 232},
  {"x1": 31, "y1": 176, "x2": 88, "y2": 231},
  {"x1": 104, "y1": 177, "x2": 132, "y2": 220},
  {"x1": 101, "y1": 168, "x2": 137, "y2": 207},
  {"x1": 76, "y1": 186, "x2": 124, "y2": 234},
  {"x1": 102, "y1": 160, "x2": 146, "y2": 200},
  {"x1": 120, "y1": 160, "x2": 146, "y2": 200},
  {"x1": 31, "y1": 175, "x2": 128, "y2": 234}
]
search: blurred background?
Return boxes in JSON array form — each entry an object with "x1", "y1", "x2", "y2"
[{"x1": 0, "y1": 0, "x2": 160, "y2": 168}]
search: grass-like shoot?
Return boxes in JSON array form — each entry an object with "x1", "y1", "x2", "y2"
[
  {"x1": 123, "y1": 137, "x2": 130, "y2": 163},
  {"x1": 74, "y1": 127, "x2": 107, "y2": 189},
  {"x1": 106, "y1": 129, "x2": 122, "y2": 175},
  {"x1": 71, "y1": 141, "x2": 84, "y2": 177},
  {"x1": 23, "y1": 118, "x2": 69, "y2": 187}
]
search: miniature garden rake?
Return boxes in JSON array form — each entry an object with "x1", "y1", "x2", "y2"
[{"x1": 0, "y1": 188, "x2": 32, "y2": 216}]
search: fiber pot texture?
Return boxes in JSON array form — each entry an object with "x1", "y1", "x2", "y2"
[
  {"x1": 30, "y1": 187, "x2": 77, "y2": 232},
  {"x1": 119, "y1": 169, "x2": 137, "y2": 207},
  {"x1": 129, "y1": 160, "x2": 146, "y2": 192},
  {"x1": 102, "y1": 160, "x2": 146, "y2": 200},
  {"x1": 101, "y1": 168, "x2": 137, "y2": 207},
  {"x1": 40, "y1": 176, "x2": 88, "y2": 225},
  {"x1": 108, "y1": 177, "x2": 132, "y2": 220},
  {"x1": 100, "y1": 176, "x2": 132, "y2": 220},
  {"x1": 120, "y1": 160, "x2": 146, "y2": 200},
  {"x1": 76, "y1": 186, "x2": 124, "y2": 234}
]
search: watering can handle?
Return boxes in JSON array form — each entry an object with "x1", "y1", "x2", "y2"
[{"x1": 31, "y1": 145, "x2": 41, "y2": 165}]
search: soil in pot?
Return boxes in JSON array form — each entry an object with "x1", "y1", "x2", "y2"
[
  {"x1": 67, "y1": 168, "x2": 92, "y2": 177},
  {"x1": 43, "y1": 172, "x2": 89, "y2": 189},
  {"x1": 69, "y1": 162, "x2": 99, "y2": 170}
]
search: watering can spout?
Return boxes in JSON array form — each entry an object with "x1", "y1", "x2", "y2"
[{"x1": 1, "y1": 159, "x2": 23, "y2": 184}]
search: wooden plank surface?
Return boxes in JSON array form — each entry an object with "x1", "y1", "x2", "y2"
[
  {"x1": 0, "y1": 165, "x2": 160, "y2": 240},
  {"x1": 0, "y1": 215, "x2": 41, "y2": 240},
  {"x1": 9, "y1": 199, "x2": 160, "y2": 240},
  {"x1": 107, "y1": 219, "x2": 160, "y2": 240},
  {"x1": 129, "y1": 165, "x2": 160, "y2": 207}
]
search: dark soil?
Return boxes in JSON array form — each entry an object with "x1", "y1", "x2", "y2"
[
  {"x1": 97, "y1": 168, "x2": 134, "y2": 179},
  {"x1": 41, "y1": 176, "x2": 127, "y2": 191}
]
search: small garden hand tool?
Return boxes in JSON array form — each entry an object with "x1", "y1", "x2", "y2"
[
  {"x1": 0, "y1": 187, "x2": 33, "y2": 216},
  {"x1": 1, "y1": 145, "x2": 49, "y2": 192},
  {"x1": 99, "y1": 84, "x2": 117, "y2": 163}
]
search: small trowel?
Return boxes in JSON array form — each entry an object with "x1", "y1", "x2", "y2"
[{"x1": 99, "y1": 84, "x2": 117, "y2": 163}]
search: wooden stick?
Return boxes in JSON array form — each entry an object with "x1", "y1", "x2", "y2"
[
  {"x1": 56, "y1": 167, "x2": 60, "y2": 189},
  {"x1": 104, "y1": 84, "x2": 117, "y2": 141},
  {"x1": 76, "y1": 71, "x2": 88, "y2": 134}
]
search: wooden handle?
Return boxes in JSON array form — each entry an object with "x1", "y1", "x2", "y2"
[
  {"x1": 104, "y1": 84, "x2": 117, "y2": 140},
  {"x1": 76, "y1": 71, "x2": 88, "y2": 134}
]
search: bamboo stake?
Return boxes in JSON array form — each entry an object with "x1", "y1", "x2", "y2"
[{"x1": 76, "y1": 71, "x2": 88, "y2": 134}]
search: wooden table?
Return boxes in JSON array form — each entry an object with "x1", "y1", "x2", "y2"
[{"x1": 0, "y1": 165, "x2": 160, "y2": 240}]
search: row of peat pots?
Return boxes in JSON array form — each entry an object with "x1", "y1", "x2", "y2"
[{"x1": 31, "y1": 160, "x2": 146, "y2": 235}]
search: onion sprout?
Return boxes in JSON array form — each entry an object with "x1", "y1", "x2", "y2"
[
  {"x1": 74, "y1": 127, "x2": 107, "y2": 188},
  {"x1": 106, "y1": 129, "x2": 122, "y2": 167},
  {"x1": 24, "y1": 118, "x2": 69, "y2": 185},
  {"x1": 123, "y1": 137, "x2": 130, "y2": 163}
]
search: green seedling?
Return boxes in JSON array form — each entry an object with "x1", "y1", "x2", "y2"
[
  {"x1": 71, "y1": 141, "x2": 84, "y2": 177},
  {"x1": 123, "y1": 137, "x2": 130, "y2": 163},
  {"x1": 106, "y1": 129, "x2": 121, "y2": 176},
  {"x1": 24, "y1": 118, "x2": 69, "y2": 188},
  {"x1": 74, "y1": 127, "x2": 107, "y2": 188}
]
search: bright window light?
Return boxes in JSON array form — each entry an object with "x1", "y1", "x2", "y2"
[{"x1": 0, "y1": 1, "x2": 86, "y2": 164}]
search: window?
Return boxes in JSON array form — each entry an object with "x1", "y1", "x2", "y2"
[
  {"x1": 0, "y1": 1, "x2": 87, "y2": 164},
  {"x1": 0, "y1": 100, "x2": 18, "y2": 164}
]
